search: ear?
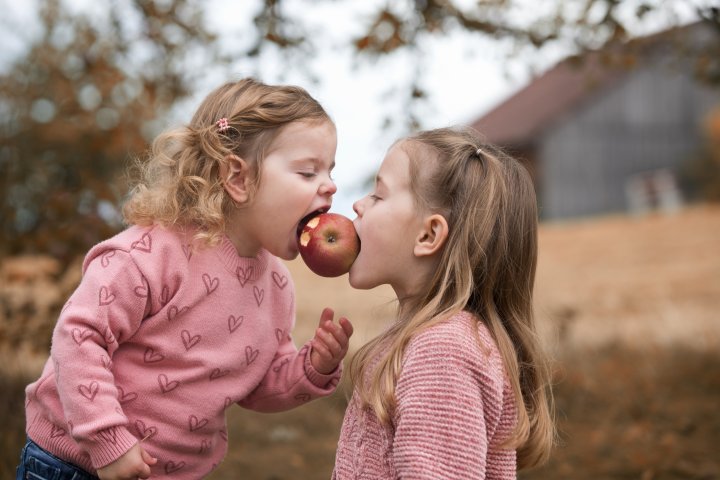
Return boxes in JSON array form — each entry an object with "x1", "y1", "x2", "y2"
[
  {"x1": 221, "y1": 154, "x2": 251, "y2": 205},
  {"x1": 413, "y1": 213, "x2": 449, "y2": 258}
]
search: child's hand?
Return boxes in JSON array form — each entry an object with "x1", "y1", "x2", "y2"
[
  {"x1": 310, "y1": 307, "x2": 354, "y2": 374},
  {"x1": 96, "y1": 443, "x2": 157, "y2": 480}
]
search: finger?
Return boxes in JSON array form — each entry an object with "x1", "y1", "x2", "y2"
[
  {"x1": 140, "y1": 447, "x2": 157, "y2": 465},
  {"x1": 311, "y1": 339, "x2": 332, "y2": 358},
  {"x1": 318, "y1": 307, "x2": 334, "y2": 327},
  {"x1": 138, "y1": 462, "x2": 152, "y2": 479},
  {"x1": 322, "y1": 321, "x2": 350, "y2": 350},
  {"x1": 315, "y1": 327, "x2": 342, "y2": 355},
  {"x1": 338, "y1": 317, "x2": 354, "y2": 338}
]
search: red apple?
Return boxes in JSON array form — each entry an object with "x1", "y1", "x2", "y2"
[{"x1": 297, "y1": 212, "x2": 360, "y2": 277}]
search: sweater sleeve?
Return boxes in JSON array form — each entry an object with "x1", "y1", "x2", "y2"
[
  {"x1": 237, "y1": 294, "x2": 341, "y2": 413},
  {"x1": 51, "y1": 248, "x2": 149, "y2": 468},
  {"x1": 393, "y1": 327, "x2": 490, "y2": 479}
]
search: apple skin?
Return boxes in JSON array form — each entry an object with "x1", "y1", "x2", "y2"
[{"x1": 297, "y1": 213, "x2": 360, "y2": 277}]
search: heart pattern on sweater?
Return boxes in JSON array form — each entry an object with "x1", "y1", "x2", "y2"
[
  {"x1": 133, "y1": 279, "x2": 148, "y2": 298},
  {"x1": 272, "y1": 358, "x2": 290, "y2": 373},
  {"x1": 182, "y1": 243, "x2": 193, "y2": 260},
  {"x1": 236, "y1": 266, "x2": 254, "y2": 287},
  {"x1": 158, "y1": 374, "x2": 180, "y2": 393},
  {"x1": 100, "y1": 250, "x2": 115, "y2": 268},
  {"x1": 199, "y1": 439, "x2": 211, "y2": 454},
  {"x1": 245, "y1": 346, "x2": 259, "y2": 366},
  {"x1": 209, "y1": 368, "x2": 229, "y2": 380},
  {"x1": 275, "y1": 328, "x2": 286, "y2": 344},
  {"x1": 167, "y1": 305, "x2": 189, "y2": 321},
  {"x1": 131, "y1": 232, "x2": 152, "y2": 253},
  {"x1": 227, "y1": 315, "x2": 243, "y2": 333},
  {"x1": 181, "y1": 330, "x2": 201, "y2": 350},
  {"x1": 294, "y1": 393, "x2": 311, "y2": 402},
  {"x1": 165, "y1": 461, "x2": 185, "y2": 474},
  {"x1": 78, "y1": 381, "x2": 99, "y2": 401},
  {"x1": 188, "y1": 414, "x2": 209, "y2": 431},
  {"x1": 101, "y1": 355, "x2": 112, "y2": 371},
  {"x1": 272, "y1": 271, "x2": 288, "y2": 289},
  {"x1": 253, "y1": 286, "x2": 264, "y2": 306},
  {"x1": 50, "y1": 425, "x2": 66, "y2": 438},
  {"x1": 104, "y1": 327, "x2": 116, "y2": 345},
  {"x1": 203, "y1": 273, "x2": 219, "y2": 294},
  {"x1": 72, "y1": 328, "x2": 93, "y2": 345},
  {"x1": 134, "y1": 419, "x2": 157, "y2": 440},
  {"x1": 61, "y1": 300, "x2": 72, "y2": 313},
  {"x1": 144, "y1": 347, "x2": 165, "y2": 363},
  {"x1": 159, "y1": 286, "x2": 171, "y2": 306},
  {"x1": 98, "y1": 286, "x2": 116, "y2": 306},
  {"x1": 117, "y1": 386, "x2": 138, "y2": 404}
]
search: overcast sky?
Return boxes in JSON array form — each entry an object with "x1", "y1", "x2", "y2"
[
  {"x1": 3, "y1": 0, "x2": 703, "y2": 217},
  {"x1": 199, "y1": 0, "x2": 541, "y2": 216}
]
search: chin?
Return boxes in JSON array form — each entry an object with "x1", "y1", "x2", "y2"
[{"x1": 348, "y1": 269, "x2": 375, "y2": 290}]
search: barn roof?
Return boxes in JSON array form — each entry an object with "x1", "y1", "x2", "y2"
[
  {"x1": 471, "y1": 21, "x2": 710, "y2": 146},
  {"x1": 471, "y1": 55, "x2": 626, "y2": 145}
]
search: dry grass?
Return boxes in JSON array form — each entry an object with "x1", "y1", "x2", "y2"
[{"x1": 1, "y1": 204, "x2": 719, "y2": 479}]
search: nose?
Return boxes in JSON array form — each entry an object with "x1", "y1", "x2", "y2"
[
  {"x1": 319, "y1": 177, "x2": 337, "y2": 197},
  {"x1": 352, "y1": 198, "x2": 364, "y2": 217}
]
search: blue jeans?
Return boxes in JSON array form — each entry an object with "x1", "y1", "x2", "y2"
[{"x1": 16, "y1": 439, "x2": 97, "y2": 480}]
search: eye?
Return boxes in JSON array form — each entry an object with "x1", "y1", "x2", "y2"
[
  {"x1": 369, "y1": 193, "x2": 381, "y2": 201},
  {"x1": 298, "y1": 172, "x2": 316, "y2": 179}
]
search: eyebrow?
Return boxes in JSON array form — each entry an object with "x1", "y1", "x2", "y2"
[{"x1": 292, "y1": 157, "x2": 335, "y2": 170}]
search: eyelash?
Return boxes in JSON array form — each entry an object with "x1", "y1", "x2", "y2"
[
  {"x1": 369, "y1": 194, "x2": 381, "y2": 201},
  {"x1": 299, "y1": 171, "x2": 334, "y2": 180}
]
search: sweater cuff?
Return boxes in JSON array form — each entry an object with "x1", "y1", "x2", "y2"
[
  {"x1": 81, "y1": 425, "x2": 138, "y2": 469},
  {"x1": 303, "y1": 342, "x2": 342, "y2": 389}
]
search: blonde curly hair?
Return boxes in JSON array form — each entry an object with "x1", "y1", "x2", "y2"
[{"x1": 123, "y1": 78, "x2": 332, "y2": 245}]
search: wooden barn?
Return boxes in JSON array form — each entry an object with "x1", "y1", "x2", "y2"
[{"x1": 472, "y1": 21, "x2": 720, "y2": 220}]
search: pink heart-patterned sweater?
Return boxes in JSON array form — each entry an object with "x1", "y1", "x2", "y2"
[{"x1": 24, "y1": 224, "x2": 341, "y2": 478}]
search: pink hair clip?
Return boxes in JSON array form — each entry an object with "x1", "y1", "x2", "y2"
[{"x1": 216, "y1": 117, "x2": 229, "y2": 132}]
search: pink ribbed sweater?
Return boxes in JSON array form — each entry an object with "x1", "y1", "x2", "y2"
[
  {"x1": 333, "y1": 311, "x2": 517, "y2": 479},
  {"x1": 25, "y1": 225, "x2": 340, "y2": 478}
]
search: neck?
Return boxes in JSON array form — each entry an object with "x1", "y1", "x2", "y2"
[
  {"x1": 392, "y1": 256, "x2": 438, "y2": 307},
  {"x1": 224, "y1": 212, "x2": 261, "y2": 258}
]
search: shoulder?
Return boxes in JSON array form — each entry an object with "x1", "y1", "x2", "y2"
[
  {"x1": 82, "y1": 225, "x2": 184, "y2": 270},
  {"x1": 406, "y1": 311, "x2": 491, "y2": 357},
  {"x1": 403, "y1": 311, "x2": 506, "y2": 384}
]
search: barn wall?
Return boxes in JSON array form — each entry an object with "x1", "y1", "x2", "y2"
[{"x1": 539, "y1": 62, "x2": 719, "y2": 219}]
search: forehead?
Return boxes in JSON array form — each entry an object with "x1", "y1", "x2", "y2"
[
  {"x1": 268, "y1": 119, "x2": 336, "y2": 150},
  {"x1": 377, "y1": 142, "x2": 412, "y2": 188}
]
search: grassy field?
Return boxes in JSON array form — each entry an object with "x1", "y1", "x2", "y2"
[{"x1": 1, "y1": 205, "x2": 719, "y2": 479}]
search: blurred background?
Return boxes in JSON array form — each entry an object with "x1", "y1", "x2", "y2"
[{"x1": 1, "y1": 1, "x2": 719, "y2": 479}]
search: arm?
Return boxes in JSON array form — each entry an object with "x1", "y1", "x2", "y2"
[
  {"x1": 52, "y1": 249, "x2": 149, "y2": 469},
  {"x1": 239, "y1": 308, "x2": 352, "y2": 412},
  {"x1": 393, "y1": 331, "x2": 489, "y2": 479}
]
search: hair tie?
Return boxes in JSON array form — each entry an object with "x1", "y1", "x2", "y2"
[
  {"x1": 216, "y1": 117, "x2": 229, "y2": 132},
  {"x1": 475, "y1": 147, "x2": 485, "y2": 157}
]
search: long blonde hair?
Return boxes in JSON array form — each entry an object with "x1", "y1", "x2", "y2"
[
  {"x1": 123, "y1": 78, "x2": 331, "y2": 245},
  {"x1": 348, "y1": 126, "x2": 555, "y2": 469}
]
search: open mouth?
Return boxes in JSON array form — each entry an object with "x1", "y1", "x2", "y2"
[{"x1": 296, "y1": 208, "x2": 329, "y2": 237}]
